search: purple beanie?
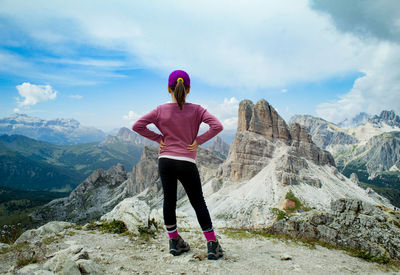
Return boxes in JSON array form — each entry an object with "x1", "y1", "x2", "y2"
[{"x1": 168, "y1": 70, "x2": 191, "y2": 86}]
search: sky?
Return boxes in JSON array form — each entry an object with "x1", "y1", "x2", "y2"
[{"x1": 0, "y1": 0, "x2": 399, "y2": 132}]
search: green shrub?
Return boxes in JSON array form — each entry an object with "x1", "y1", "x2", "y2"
[
  {"x1": 86, "y1": 219, "x2": 127, "y2": 234},
  {"x1": 271, "y1": 208, "x2": 287, "y2": 221},
  {"x1": 0, "y1": 223, "x2": 24, "y2": 244}
]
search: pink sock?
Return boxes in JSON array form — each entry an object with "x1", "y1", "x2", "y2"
[
  {"x1": 167, "y1": 228, "x2": 178, "y2": 239},
  {"x1": 203, "y1": 229, "x2": 216, "y2": 242}
]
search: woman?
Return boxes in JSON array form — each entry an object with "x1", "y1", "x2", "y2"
[{"x1": 132, "y1": 70, "x2": 224, "y2": 260}]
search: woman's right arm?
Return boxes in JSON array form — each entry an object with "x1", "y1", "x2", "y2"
[{"x1": 132, "y1": 107, "x2": 163, "y2": 144}]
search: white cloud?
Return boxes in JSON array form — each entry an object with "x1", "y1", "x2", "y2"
[
  {"x1": 0, "y1": 0, "x2": 364, "y2": 88},
  {"x1": 69, "y1": 94, "x2": 83, "y2": 99},
  {"x1": 317, "y1": 43, "x2": 400, "y2": 123},
  {"x1": 123, "y1": 110, "x2": 140, "y2": 121},
  {"x1": 204, "y1": 97, "x2": 240, "y2": 130},
  {"x1": 280, "y1": 88, "x2": 288, "y2": 93},
  {"x1": 310, "y1": 0, "x2": 400, "y2": 43},
  {"x1": 16, "y1": 82, "x2": 57, "y2": 106},
  {"x1": 13, "y1": 108, "x2": 20, "y2": 113},
  {"x1": 311, "y1": 0, "x2": 400, "y2": 123}
]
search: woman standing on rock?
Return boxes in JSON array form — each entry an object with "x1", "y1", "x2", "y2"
[{"x1": 132, "y1": 70, "x2": 224, "y2": 260}]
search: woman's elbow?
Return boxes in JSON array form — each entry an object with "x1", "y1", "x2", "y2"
[
  {"x1": 132, "y1": 123, "x2": 141, "y2": 133},
  {"x1": 216, "y1": 123, "x2": 223, "y2": 133}
]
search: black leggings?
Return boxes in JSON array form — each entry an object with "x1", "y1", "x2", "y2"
[{"x1": 158, "y1": 157, "x2": 213, "y2": 232}]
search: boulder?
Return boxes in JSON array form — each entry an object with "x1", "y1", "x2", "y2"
[
  {"x1": 269, "y1": 198, "x2": 400, "y2": 260},
  {"x1": 15, "y1": 221, "x2": 74, "y2": 244},
  {"x1": 100, "y1": 197, "x2": 151, "y2": 234},
  {"x1": 281, "y1": 199, "x2": 296, "y2": 210}
]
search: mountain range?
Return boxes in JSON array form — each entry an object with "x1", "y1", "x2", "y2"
[
  {"x1": 0, "y1": 113, "x2": 106, "y2": 145},
  {"x1": 0, "y1": 134, "x2": 143, "y2": 192},
  {"x1": 290, "y1": 110, "x2": 400, "y2": 206}
]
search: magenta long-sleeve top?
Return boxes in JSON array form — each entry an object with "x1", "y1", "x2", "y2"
[{"x1": 132, "y1": 102, "x2": 223, "y2": 163}]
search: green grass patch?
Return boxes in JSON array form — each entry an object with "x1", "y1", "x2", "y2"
[
  {"x1": 16, "y1": 254, "x2": 43, "y2": 268},
  {"x1": 42, "y1": 233, "x2": 63, "y2": 245},
  {"x1": 86, "y1": 218, "x2": 161, "y2": 242},
  {"x1": 271, "y1": 208, "x2": 287, "y2": 221},
  {"x1": 0, "y1": 240, "x2": 29, "y2": 255},
  {"x1": 270, "y1": 191, "x2": 312, "y2": 221},
  {"x1": 86, "y1": 219, "x2": 128, "y2": 234}
]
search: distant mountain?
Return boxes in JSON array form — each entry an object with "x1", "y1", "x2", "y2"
[
  {"x1": 290, "y1": 111, "x2": 400, "y2": 206},
  {"x1": 338, "y1": 112, "x2": 371, "y2": 128},
  {"x1": 288, "y1": 115, "x2": 358, "y2": 149},
  {"x1": 207, "y1": 135, "x2": 230, "y2": 158},
  {"x1": 369, "y1": 110, "x2": 400, "y2": 128},
  {"x1": 337, "y1": 132, "x2": 400, "y2": 188},
  {"x1": 0, "y1": 134, "x2": 143, "y2": 192},
  {"x1": 0, "y1": 113, "x2": 106, "y2": 145},
  {"x1": 100, "y1": 127, "x2": 157, "y2": 147}
]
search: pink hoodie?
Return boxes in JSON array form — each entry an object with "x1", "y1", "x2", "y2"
[{"x1": 132, "y1": 102, "x2": 223, "y2": 162}]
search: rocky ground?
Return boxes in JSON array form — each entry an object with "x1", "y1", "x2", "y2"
[{"x1": 1, "y1": 222, "x2": 399, "y2": 275}]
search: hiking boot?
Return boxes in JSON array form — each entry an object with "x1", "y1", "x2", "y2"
[
  {"x1": 207, "y1": 239, "x2": 223, "y2": 260},
  {"x1": 169, "y1": 234, "x2": 190, "y2": 256}
]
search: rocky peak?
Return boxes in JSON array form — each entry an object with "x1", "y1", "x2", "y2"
[
  {"x1": 338, "y1": 112, "x2": 370, "y2": 128},
  {"x1": 100, "y1": 127, "x2": 157, "y2": 146},
  {"x1": 288, "y1": 123, "x2": 313, "y2": 144},
  {"x1": 238, "y1": 99, "x2": 290, "y2": 142},
  {"x1": 207, "y1": 136, "x2": 230, "y2": 158},
  {"x1": 69, "y1": 163, "x2": 127, "y2": 200},
  {"x1": 219, "y1": 99, "x2": 335, "y2": 182},
  {"x1": 29, "y1": 163, "x2": 131, "y2": 226},
  {"x1": 369, "y1": 110, "x2": 400, "y2": 128},
  {"x1": 288, "y1": 122, "x2": 335, "y2": 166},
  {"x1": 117, "y1": 127, "x2": 135, "y2": 140}
]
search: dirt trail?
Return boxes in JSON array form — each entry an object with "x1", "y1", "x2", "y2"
[{"x1": 2, "y1": 226, "x2": 398, "y2": 275}]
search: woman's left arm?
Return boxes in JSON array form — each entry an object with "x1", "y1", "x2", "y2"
[{"x1": 132, "y1": 107, "x2": 163, "y2": 143}]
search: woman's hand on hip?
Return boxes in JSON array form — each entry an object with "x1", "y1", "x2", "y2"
[
  {"x1": 187, "y1": 139, "x2": 198, "y2": 152},
  {"x1": 159, "y1": 140, "x2": 166, "y2": 153}
]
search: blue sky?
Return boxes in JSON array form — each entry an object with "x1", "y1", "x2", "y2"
[{"x1": 0, "y1": 0, "x2": 399, "y2": 132}]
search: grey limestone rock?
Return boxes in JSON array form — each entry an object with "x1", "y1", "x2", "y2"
[
  {"x1": 15, "y1": 221, "x2": 73, "y2": 244},
  {"x1": 220, "y1": 99, "x2": 335, "y2": 184},
  {"x1": 269, "y1": 198, "x2": 400, "y2": 260}
]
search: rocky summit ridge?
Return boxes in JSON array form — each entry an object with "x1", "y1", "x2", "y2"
[{"x1": 177, "y1": 99, "x2": 392, "y2": 228}]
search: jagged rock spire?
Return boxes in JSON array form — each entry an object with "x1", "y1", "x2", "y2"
[
  {"x1": 238, "y1": 99, "x2": 290, "y2": 142},
  {"x1": 219, "y1": 99, "x2": 334, "y2": 182}
]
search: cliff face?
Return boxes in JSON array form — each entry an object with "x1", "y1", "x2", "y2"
[
  {"x1": 219, "y1": 99, "x2": 334, "y2": 182},
  {"x1": 237, "y1": 99, "x2": 291, "y2": 141},
  {"x1": 29, "y1": 164, "x2": 132, "y2": 226}
]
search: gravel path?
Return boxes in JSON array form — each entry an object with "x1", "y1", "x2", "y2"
[{"x1": 2, "y1": 226, "x2": 397, "y2": 275}]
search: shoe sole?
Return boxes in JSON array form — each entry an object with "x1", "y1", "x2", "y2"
[
  {"x1": 208, "y1": 250, "x2": 223, "y2": 260},
  {"x1": 170, "y1": 245, "x2": 190, "y2": 256}
]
